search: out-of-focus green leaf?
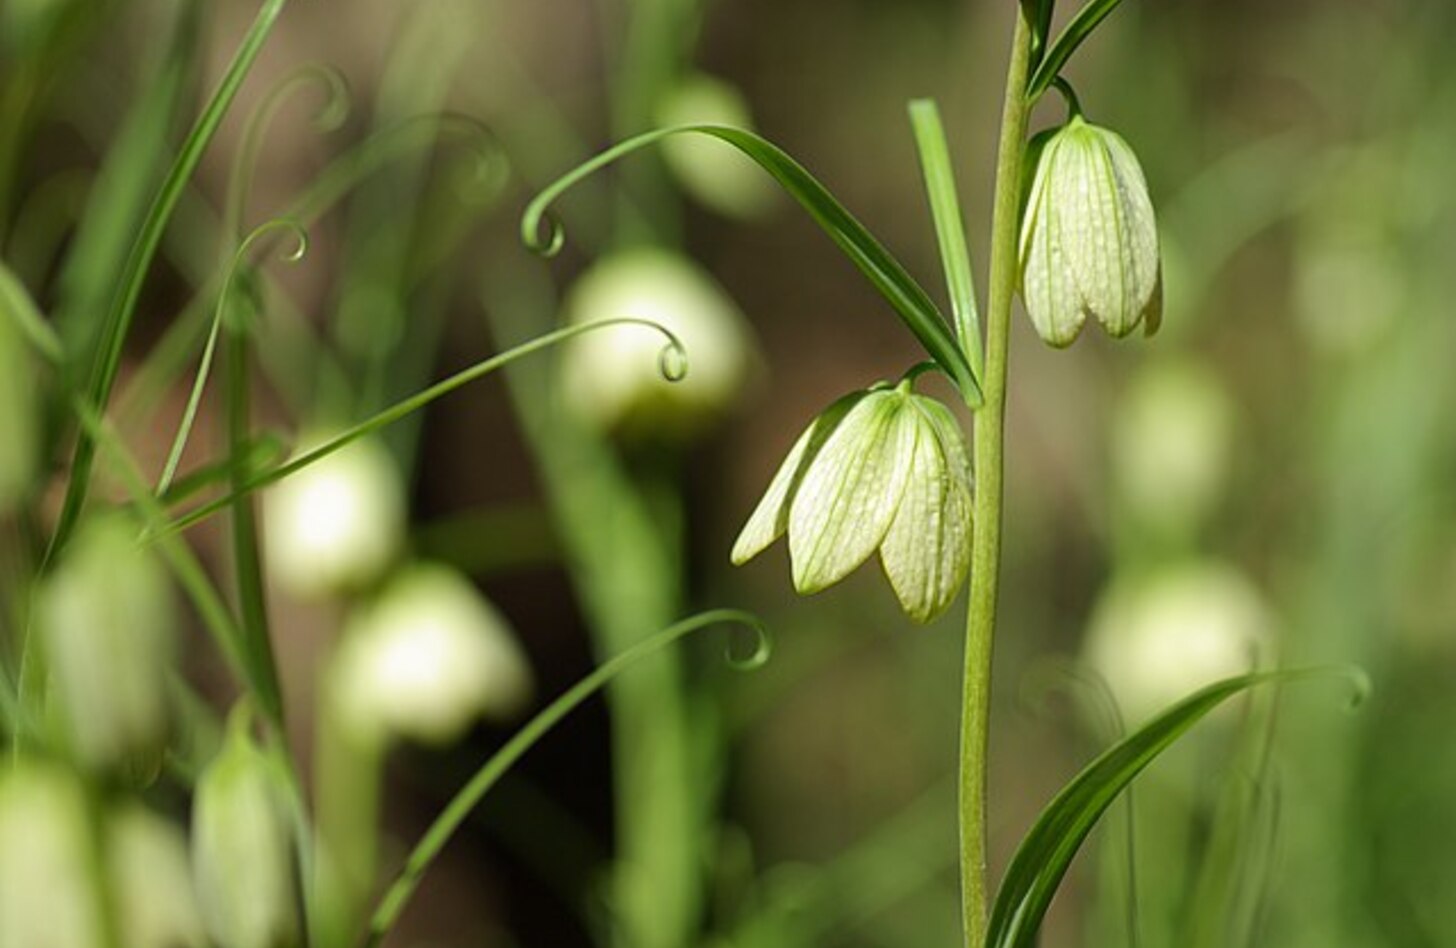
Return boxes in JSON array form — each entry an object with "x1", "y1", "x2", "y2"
[
  {"x1": 522, "y1": 125, "x2": 983, "y2": 408},
  {"x1": 51, "y1": 0, "x2": 292, "y2": 559},
  {"x1": 1027, "y1": 0, "x2": 1128, "y2": 102},
  {"x1": 364, "y1": 609, "x2": 770, "y2": 948},
  {"x1": 984, "y1": 667, "x2": 1367, "y2": 948}
]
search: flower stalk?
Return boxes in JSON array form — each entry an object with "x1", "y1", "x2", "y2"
[{"x1": 960, "y1": 5, "x2": 1035, "y2": 943}]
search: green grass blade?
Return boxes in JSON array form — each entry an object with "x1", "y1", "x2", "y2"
[
  {"x1": 908, "y1": 99, "x2": 984, "y2": 380},
  {"x1": 151, "y1": 317, "x2": 685, "y2": 539},
  {"x1": 1029, "y1": 0, "x2": 1057, "y2": 64},
  {"x1": 0, "y1": 260, "x2": 61, "y2": 364},
  {"x1": 522, "y1": 124, "x2": 983, "y2": 407},
  {"x1": 364, "y1": 608, "x2": 770, "y2": 948},
  {"x1": 984, "y1": 666, "x2": 1368, "y2": 948},
  {"x1": 50, "y1": 0, "x2": 291, "y2": 559},
  {"x1": 1027, "y1": 0, "x2": 1127, "y2": 102}
]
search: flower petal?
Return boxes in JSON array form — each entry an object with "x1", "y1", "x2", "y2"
[
  {"x1": 788, "y1": 390, "x2": 918, "y2": 594},
  {"x1": 879, "y1": 398, "x2": 973, "y2": 623},
  {"x1": 731, "y1": 391, "x2": 866, "y2": 565},
  {"x1": 1021, "y1": 134, "x2": 1087, "y2": 348}
]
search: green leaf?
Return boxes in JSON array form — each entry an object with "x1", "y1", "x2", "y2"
[
  {"x1": 364, "y1": 609, "x2": 769, "y2": 948},
  {"x1": 1027, "y1": 0, "x2": 1129, "y2": 102},
  {"x1": 150, "y1": 318, "x2": 685, "y2": 540},
  {"x1": 0, "y1": 260, "x2": 61, "y2": 364},
  {"x1": 730, "y1": 391, "x2": 867, "y2": 566},
  {"x1": 1028, "y1": 0, "x2": 1057, "y2": 65},
  {"x1": 984, "y1": 666, "x2": 1368, "y2": 948},
  {"x1": 788, "y1": 389, "x2": 918, "y2": 594},
  {"x1": 522, "y1": 125, "x2": 983, "y2": 408},
  {"x1": 908, "y1": 99, "x2": 983, "y2": 378},
  {"x1": 50, "y1": 0, "x2": 292, "y2": 560}
]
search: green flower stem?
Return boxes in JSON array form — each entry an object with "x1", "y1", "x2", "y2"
[{"x1": 960, "y1": 6, "x2": 1034, "y2": 945}]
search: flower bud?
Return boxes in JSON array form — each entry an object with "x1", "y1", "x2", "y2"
[
  {"x1": 107, "y1": 804, "x2": 206, "y2": 948},
  {"x1": 654, "y1": 73, "x2": 775, "y2": 219},
  {"x1": 560, "y1": 248, "x2": 755, "y2": 438},
  {"x1": 0, "y1": 762, "x2": 106, "y2": 948},
  {"x1": 192, "y1": 714, "x2": 299, "y2": 948},
  {"x1": 1083, "y1": 562, "x2": 1271, "y2": 726},
  {"x1": 0, "y1": 286, "x2": 39, "y2": 514},
  {"x1": 733, "y1": 383, "x2": 973, "y2": 623},
  {"x1": 330, "y1": 563, "x2": 534, "y2": 747},
  {"x1": 263, "y1": 433, "x2": 405, "y2": 599},
  {"x1": 37, "y1": 512, "x2": 176, "y2": 777},
  {"x1": 1019, "y1": 116, "x2": 1162, "y2": 347}
]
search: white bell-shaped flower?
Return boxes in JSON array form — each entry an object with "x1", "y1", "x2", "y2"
[
  {"x1": 330, "y1": 563, "x2": 534, "y2": 747},
  {"x1": 1083, "y1": 561, "x2": 1271, "y2": 726},
  {"x1": 733, "y1": 382, "x2": 973, "y2": 623},
  {"x1": 263, "y1": 433, "x2": 405, "y2": 599},
  {"x1": 1019, "y1": 117, "x2": 1162, "y2": 347},
  {"x1": 560, "y1": 248, "x2": 755, "y2": 437}
]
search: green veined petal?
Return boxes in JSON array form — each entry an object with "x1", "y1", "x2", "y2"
[
  {"x1": 788, "y1": 390, "x2": 918, "y2": 594},
  {"x1": 731, "y1": 391, "x2": 867, "y2": 566},
  {"x1": 879, "y1": 399, "x2": 972, "y2": 623}
]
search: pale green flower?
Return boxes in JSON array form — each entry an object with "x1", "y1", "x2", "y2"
[
  {"x1": 560, "y1": 248, "x2": 756, "y2": 437},
  {"x1": 263, "y1": 433, "x2": 405, "y2": 600},
  {"x1": 192, "y1": 713, "x2": 299, "y2": 948},
  {"x1": 107, "y1": 805, "x2": 207, "y2": 948},
  {"x1": 655, "y1": 73, "x2": 775, "y2": 218},
  {"x1": 329, "y1": 563, "x2": 534, "y2": 747},
  {"x1": 733, "y1": 383, "x2": 973, "y2": 623},
  {"x1": 37, "y1": 512, "x2": 176, "y2": 778},
  {"x1": 1019, "y1": 116, "x2": 1162, "y2": 347}
]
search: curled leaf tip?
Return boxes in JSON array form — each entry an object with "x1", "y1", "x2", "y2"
[
  {"x1": 657, "y1": 340, "x2": 689, "y2": 383},
  {"x1": 722, "y1": 613, "x2": 773, "y2": 670},
  {"x1": 521, "y1": 207, "x2": 565, "y2": 258}
]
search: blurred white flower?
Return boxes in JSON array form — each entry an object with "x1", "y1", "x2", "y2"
[
  {"x1": 38, "y1": 512, "x2": 175, "y2": 777},
  {"x1": 263, "y1": 433, "x2": 405, "y2": 599},
  {"x1": 192, "y1": 714, "x2": 299, "y2": 948},
  {"x1": 655, "y1": 72, "x2": 775, "y2": 218},
  {"x1": 0, "y1": 762, "x2": 106, "y2": 948},
  {"x1": 1083, "y1": 561, "x2": 1272, "y2": 725},
  {"x1": 331, "y1": 563, "x2": 534, "y2": 747},
  {"x1": 107, "y1": 804, "x2": 206, "y2": 948},
  {"x1": 1111, "y1": 358, "x2": 1235, "y2": 534},
  {"x1": 560, "y1": 248, "x2": 756, "y2": 437}
]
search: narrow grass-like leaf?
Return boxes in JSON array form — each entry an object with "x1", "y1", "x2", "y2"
[
  {"x1": 151, "y1": 318, "x2": 685, "y2": 539},
  {"x1": 1027, "y1": 0, "x2": 1128, "y2": 102},
  {"x1": 51, "y1": 0, "x2": 291, "y2": 559},
  {"x1": 908, "y1": 99, "x2": 984, "y2": 378},
  {"x1": 155, "y1": 220, "x2": 307, "y2": 498},
  {"x1": 522, "y1": 124, "x2": 983, "y2": 407},
  {"x1": 984, "y1": 666, "x2": 1368, "y2": 948},
  {"x1": 364, "y1": 608, "x2": 770, "y2": 948},
  {"x1": 1029, "y1": 0, "x2": 1058, "y2": 64},
  {"x1": 0, "y1": 261, "x2": 61, "y2": 364}
]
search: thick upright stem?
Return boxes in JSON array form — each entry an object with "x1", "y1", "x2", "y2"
[{"x1": 959, "y1": 6, "x2": 1033, "y2": 945}]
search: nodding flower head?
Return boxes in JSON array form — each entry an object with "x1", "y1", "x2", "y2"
[
  {"x1": 732, "y1": 381, "x2": 973, "y2": 623},
  {"x1": 1019, "y1": 116, "x2": 1162, "y2": 347}
]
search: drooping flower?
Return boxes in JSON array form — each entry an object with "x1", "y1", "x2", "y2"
[
  {"x1": 329, "y1": 563, "x2": 534, "y2": 748},
  {"x1": 37, "y1": 511, "x2": 176, "y2": 779},
  {"x1": 1019, "y1": 116, "x2": 1162, "y2": 347},
  {"x1": 192, "y1": 711, "x2": 299, "y2": 948},
  {"x1": 560, "y1": 248, "x2": 756, "y2": 438},
  {"x1": 263, "y1": 433, "x2": 405, "y2": 600},
  {"x1": 732, "y1": 382, "x2": 973, "y2": 623}
]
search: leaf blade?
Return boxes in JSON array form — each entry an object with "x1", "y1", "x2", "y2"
[
  {"x1": 522, "y1": 125, "x2": 983, "y2": 407},
  {"x1": 985, "y1": 667, "x2": 1367, "y2": 948}
]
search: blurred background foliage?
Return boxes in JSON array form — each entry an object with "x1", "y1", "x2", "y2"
[{"x1": 2, "y1": 0, "x2": 1455, "y2": 945}]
